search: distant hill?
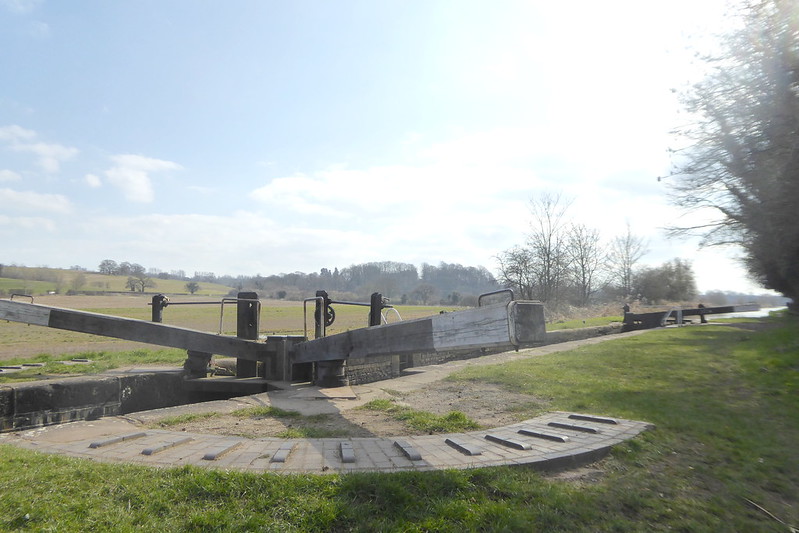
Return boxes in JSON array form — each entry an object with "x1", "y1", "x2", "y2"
[{"x1": 0, "y1": 265, "x2": 234, "y2": 297}]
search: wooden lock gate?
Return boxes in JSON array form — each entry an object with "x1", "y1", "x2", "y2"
[{"x1": 0, "y1": 291, "x2": 547, "y2": 393}]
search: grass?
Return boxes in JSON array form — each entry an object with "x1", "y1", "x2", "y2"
[
  {"x1": 360, "y1": 398, "x2": 481, "y2": 434},
  {"x1": 231, "y1": 406, "x2": 304, "y2": 419},
  {"x1": 546, "y1": 315, "x2": 623, "y2": 330},
  {"x1": 0, "y1": 314, "x2": 796, "y2": 530},
  {"x1": 0, "y1": 349, "x2": 187, "y2": 382},
  {"x1": 153, "y1": 412, "x2": 220, "y2": 428},
  {"x1": 0, "y1": 278, "x2": 54, "y2": 295},
  {"x1": 276, "y1": 427, "x2": 351, "y2": 439},
  {"x1": 0, "y1": 349, "x2": 187, "y2": 383}
]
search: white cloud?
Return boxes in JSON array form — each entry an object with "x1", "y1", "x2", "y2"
[
  {"x1": 251, "y1": 161, "x2": 535, "y2": 223},
  {"x1": 84, "y1": 173, "x2": 102, "y2": 188},
  {"x1": 0, "y1": 188, "x2": 73, "y2": 214},
  {"x1": 0, "y1": 169, "x2": 21, "y2": 182},
  {"x1": 0, "y1": 214, "x2": 56, "y2": 231},
  {"x1": 0, "y1": 125, "x2": 78, "y2": 173},
  {"x1": 0, "y1": 124, "x2": 36, "y2": 142},
  {"x1": 104, "y1": 154, "x2": 182, "y2": 203},
  {"x1": 247, "y1": 160, "x2": 536, "y2": 272},
  {"x1": 12, "y1": 141, "x2": 78, "y2": 173},
  {"x1": 419, "y1": 128, "x2": 547, "y2": 166}
]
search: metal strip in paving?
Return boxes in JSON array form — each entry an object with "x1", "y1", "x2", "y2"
[
  {"x1": 547, "y1": 421, "x2": 599, "y2": 433},
  {"x1": 202, "y1": 440, "x2": 243, "y2": 461},
  {"x1": 339, "y1": 441, "x2": 356, "y2": 463},
  {"x1": 517, "y1": 428, "x2": 570, "y2": 443},
  {"x1": 393, "y1": 439, "x2": 423, "y2": 461},
  {"x1": 445, "y1": 437, "x2": 482, "y2": 456},
  {"x1": 89, "y1": 432, "x2": 148, "y2": 449},
  {"x1": 270, "y1": 442, "x2": 296, "y2": 463},
  {"x1": 568, "y1": 413, "x2": 618, "y2": 425},
  {"x1": 142, "y1": 437, "x2": 193, "y2": 456},
  {"x1": 484, "y1": 434, "x2": 533, "y2": 450}
]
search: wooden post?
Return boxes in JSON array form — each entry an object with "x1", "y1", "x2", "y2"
[
  {"x1": 151, "y1": 294, "x2": 168, "y2": 323},
  {"x1": 236, "y1": 292, "x2": 259, "y2": 378},
  {"x1": 368, "y1": 292, "x2": 382, "y2": 327},
  {"x1": 312, "y1": 289, "x2": 347, "y2": 388},
  {"x1": 183, "y1": 350, "x2": 212, "y2": 378}
]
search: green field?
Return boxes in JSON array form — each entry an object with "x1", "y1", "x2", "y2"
[
  {"x1": 0, "y1": 268, "x2": 233, "y2": 297},
  {"x1": 0, "y1": 313, "x2": 795, "y2": 530}
]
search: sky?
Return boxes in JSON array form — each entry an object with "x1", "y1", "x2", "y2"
[{"x1": 0, "y1": 0, "x2": 768, "y2": 294}]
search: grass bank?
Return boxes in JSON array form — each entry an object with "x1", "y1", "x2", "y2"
[{"x1": 0, "y1": 315, "x2": 796, "y2": 531}]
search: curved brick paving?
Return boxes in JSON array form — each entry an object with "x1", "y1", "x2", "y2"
[{"x1": 0, "y1": 410, "x2": 651, "y2": 473}]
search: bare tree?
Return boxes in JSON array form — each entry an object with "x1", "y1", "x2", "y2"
[
  {"x1": 667, "y1": 0, "x2": 799, "y2": 305},
  {"x1": 526, "y1": 192, "x2": 573, "y2": 305},
  {"x1": 567, "y1": 223, "x2": 606, "y2": 306},
  {"x1": 496, "y1": 192, "x2": 576, "y2": 307},
  {"x1": 608, "y1": 223, "x2": 648, "y2": 298},
  {"x1": 496, "y1": 246, "x2": 537, "y2": 300}
]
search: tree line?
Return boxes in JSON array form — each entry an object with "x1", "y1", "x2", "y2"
[
  {"x1": 222, "y1": 261, "x2": 500, "y2": 305},
  {"x1": 93, "y1": 259, "x2": 500, "y2": 305},
  {"x1": 97, "y1": 260, "x2": 158, "y2": 292},
  {"x1": 496, "y1": 192, "x2": 699, "y2": 310}
]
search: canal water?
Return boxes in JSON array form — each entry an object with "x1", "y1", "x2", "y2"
[{"x1": 709, "y1": 307, "x2": 786, "y2": 320}]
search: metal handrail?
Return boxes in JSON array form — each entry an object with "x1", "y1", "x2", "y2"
[
  {"x1": 218, "y1": 297, "x2": 261, "y2": 335},
  {"x1": 478, "y1": 288, "x2": 515, "y2": 307},
  {"x1": 303, "y1": 296, "x2": 326, "y2": 339},
  {"x1": 147, "y1": 295, "x2": 260, "y2": 334},
  {"x1": 382, "y1": 307, "x2": 403, "y2": 324}
]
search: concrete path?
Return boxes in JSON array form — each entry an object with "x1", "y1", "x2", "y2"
[{"x1": 0, "y1": 330, "x2": 654, "y2": 474}]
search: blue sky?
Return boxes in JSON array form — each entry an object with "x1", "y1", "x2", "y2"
[{"x1": 0, "y1": 0, "x2": 764, "y2": 293}]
